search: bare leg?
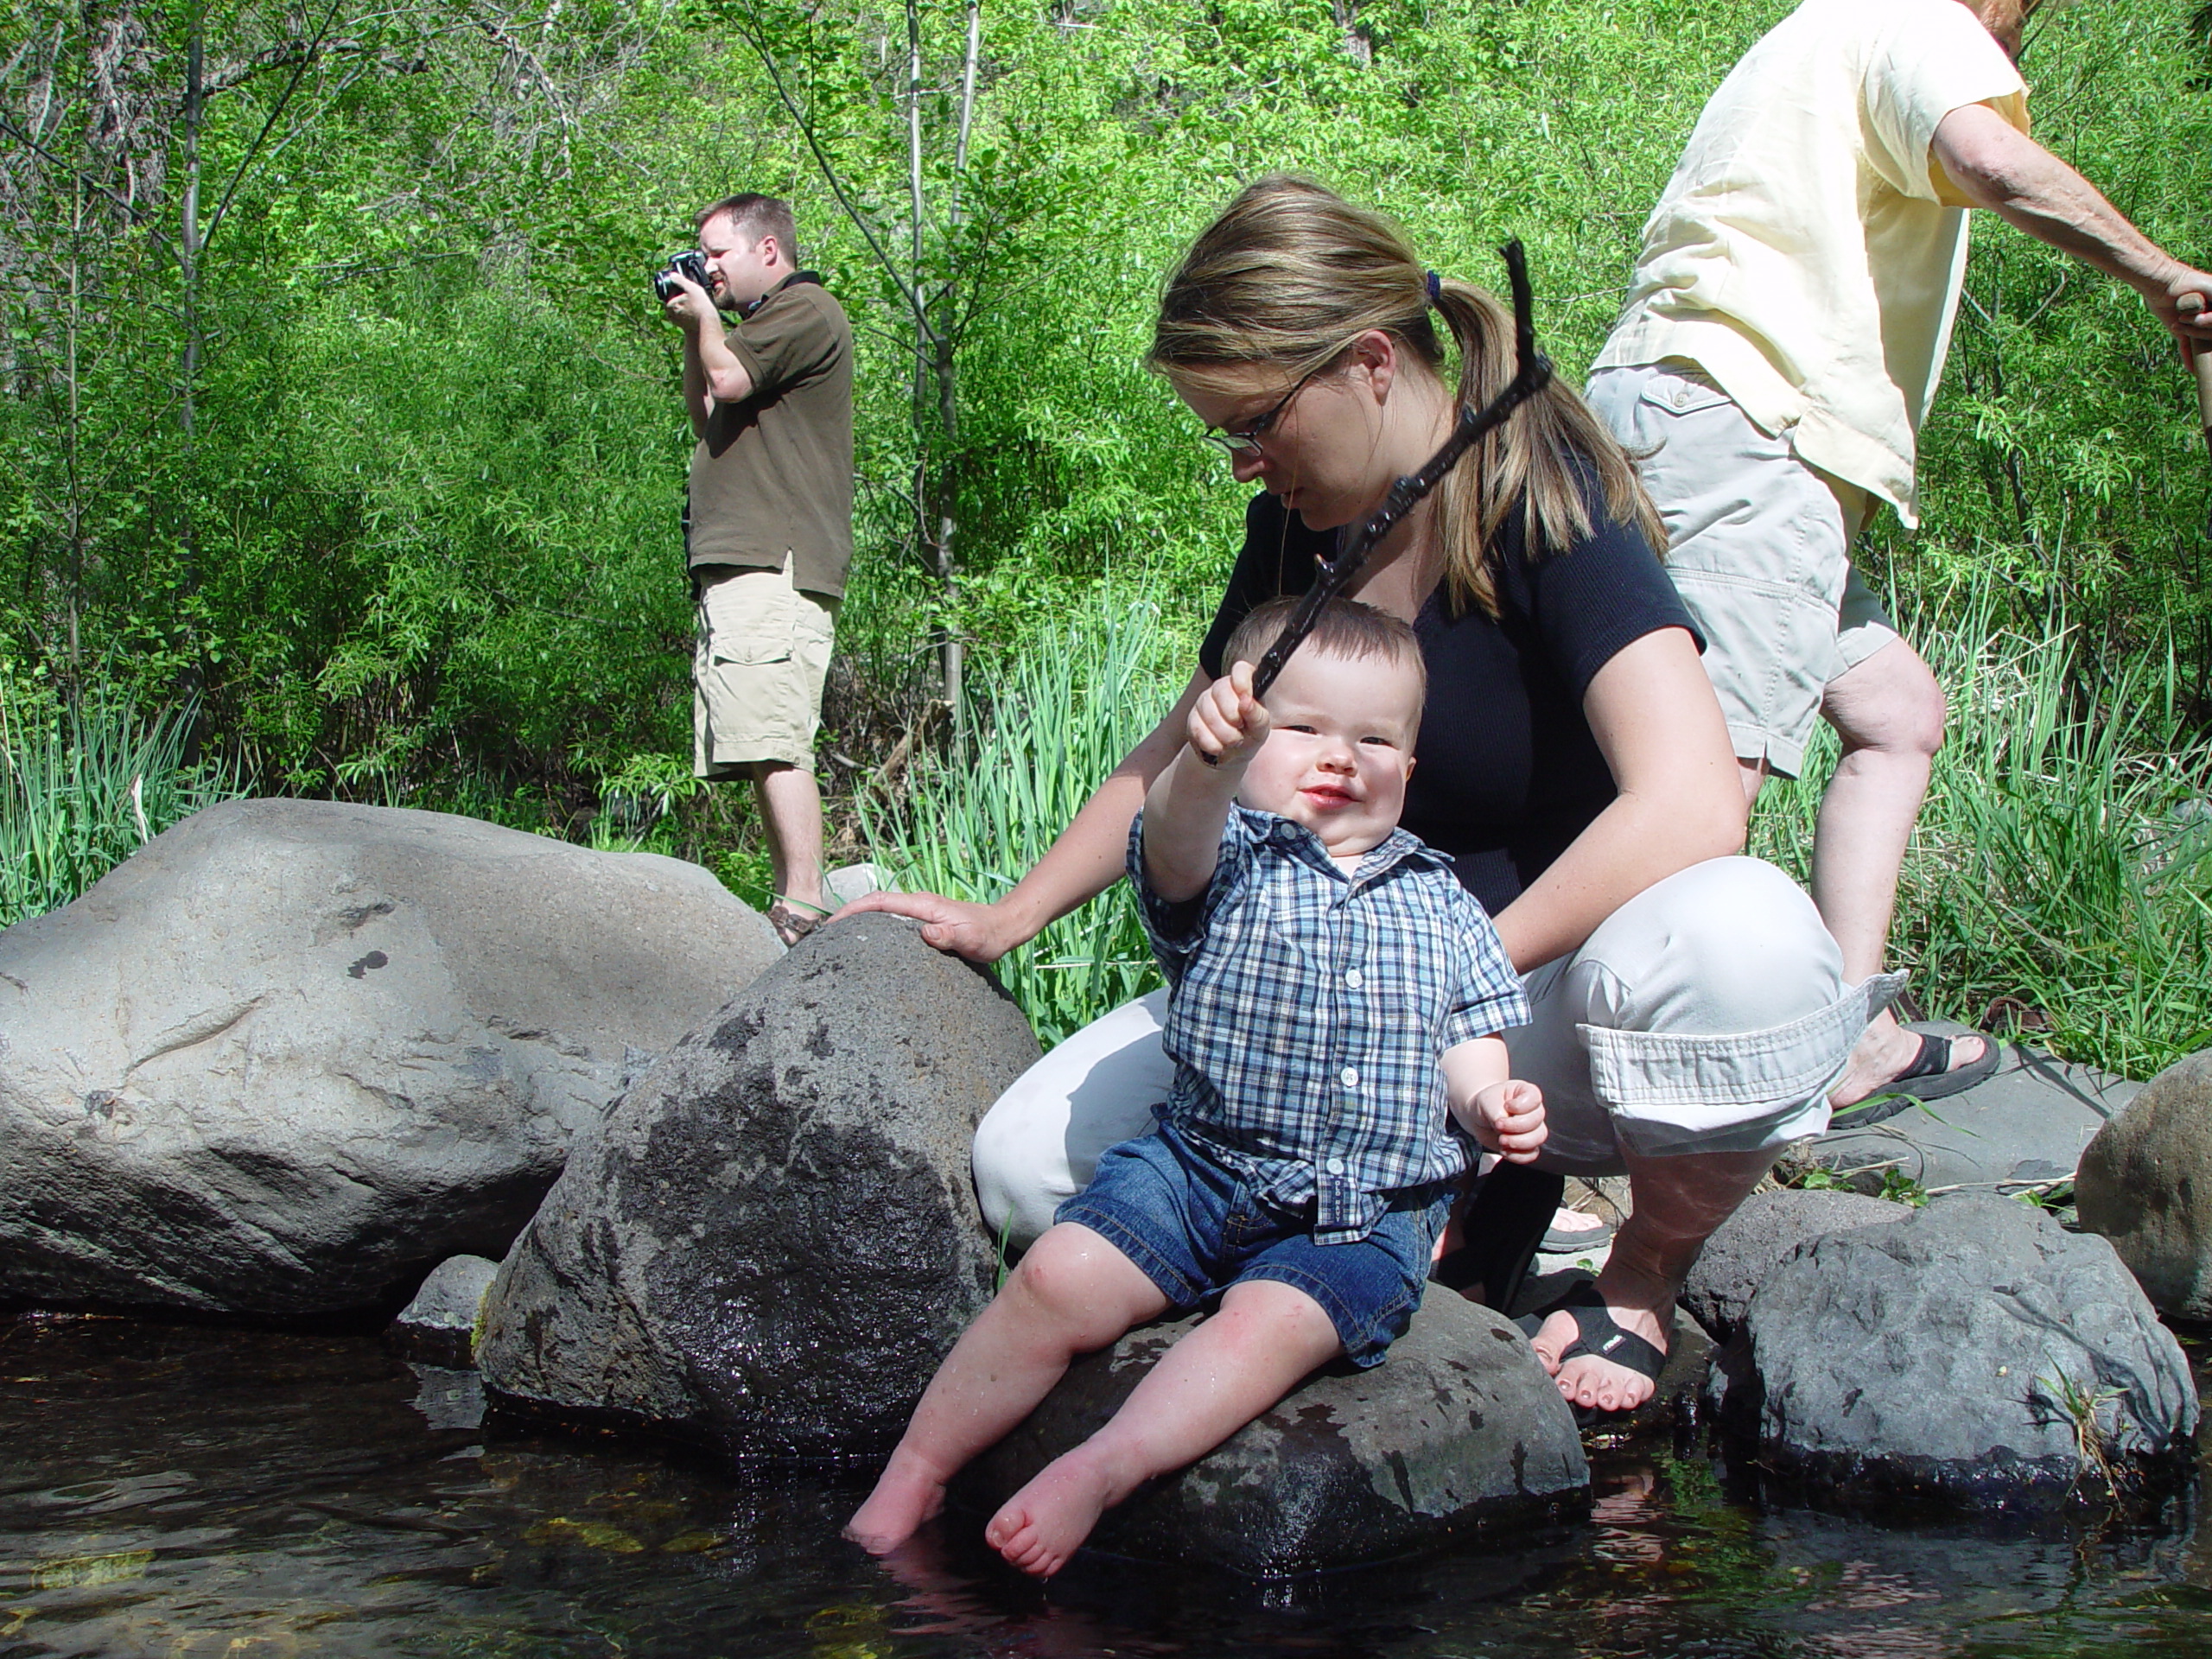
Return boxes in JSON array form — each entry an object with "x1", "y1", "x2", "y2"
[
  {"x1": 844, "y1": 1224, "x2": 1167, "y2": 1554},
  {"x1": 985, "y1": 1279, "x2": 1342, "y2": 1578},
  {"x1": 753, "y1": 761, "x2": 826, "y2": 912},
  {"x1": 1809, "y1": 642, "x2": 1987, "y2": 1104},
  {"x1": 1530, "y1": 1142, "x2": 1777, "y2": 1414}
]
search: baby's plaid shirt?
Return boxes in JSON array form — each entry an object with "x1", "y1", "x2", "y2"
[{"x1": 1128, "y1": 803, "x2": 1530, "y2": 1244}]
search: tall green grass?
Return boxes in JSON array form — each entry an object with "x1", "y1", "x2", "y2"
[
  {"x1": 873, "y1": 585, "x2": 2212, "y2": 1081},
  {"x1": 1751, "y1": 591, "x2": 2212, "y2": 1081},
  {"x1": 862, "y1": 598, "x2": 1186, "y2": 1048},
  {"x1": 0, "y1": 685, "x2": 248, "y2": 930}
]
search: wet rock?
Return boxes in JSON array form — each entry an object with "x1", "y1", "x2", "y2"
[
  {"x1": 950, "y1": 1293, "x2": 1588, "y2": 1576},
  {"x1": 2076, "y1": 1050, "x2": 2212, "y2": 1319},
  {"x1": 1681, "y1": 1189, "x2": 1911, "y2": 1341},
  {"x1": 0, "y1": 799, "x2": 779, "y2": 1317},
  {"x1": 389, "y1": 1255, "x2": 500, "y2": 1367},
  {"x1": 1707, "y1": 1193, "x2": 2196, "y2": 1512},
  {"x1": 478, "y1": 915, "x2": 1038, "y2": 1459}
]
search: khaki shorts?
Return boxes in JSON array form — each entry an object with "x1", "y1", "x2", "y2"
[
  {"x1": 692, "y1": 558, "x2": 838, "y2": 777},
  {"x1": 1586, "y1": 362, "x2": 1899, "y2": 779}
]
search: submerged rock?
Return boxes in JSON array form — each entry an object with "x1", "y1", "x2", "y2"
[
  {"x1": 1682, "y1": 1189, "x2": 1911, "y2": 1342},
  {"x1": 478, "y1": 915, "x2": 1038, "y2": 1459},
  {"x1": 2076, "y1": 1049, "x2": 2212, "y2": 1319},
  {"x1": 390, "y1": 1255, "x2": 500, "y2": 1367},
  {"x1": 1708, "y1": 1193, "x2": 2196, "y2": 1512},
  {"x1": 0, "y1": 799, "x2": 779, "y2": 1317},
  {"x1": 951, "y1": 1293, "x2": 1588, "y2": 1577}
]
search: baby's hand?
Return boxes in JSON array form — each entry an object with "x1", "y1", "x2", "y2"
[
  {"x1": 1188, "y1": 660, "x2": 1269, "y2": 770},
  {"x1": 1471, "y1": 1079, "x2": 1547, "y2": 1164}
]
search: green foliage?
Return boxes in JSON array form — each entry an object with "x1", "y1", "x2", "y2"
[
  {"x1": 0, "y1": 677, "x2": 248, "y2": 928},
  {"x1": 861, "y1": 591, "x2": 1181, "y2": 1046}
]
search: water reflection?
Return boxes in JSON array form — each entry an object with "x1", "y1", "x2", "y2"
[{"x1": 0, "y1": 1315, "x2": 2203, "y2": 1657}]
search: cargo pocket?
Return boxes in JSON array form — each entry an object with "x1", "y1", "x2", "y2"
[{"x1": 702, "y1": 574, "x2": 796, "y2": 666}]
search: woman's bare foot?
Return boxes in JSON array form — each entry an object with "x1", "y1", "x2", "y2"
[
  {"x1": 982, "y1": 1448, "x2": 1119, "y2": 1578},
  {"x1": 1829, "y1": 1011, "x2": 1989, "y2": 1108},
  {"x1": 844, "y1": 1447, "x2": 950, "y2": 1554}
]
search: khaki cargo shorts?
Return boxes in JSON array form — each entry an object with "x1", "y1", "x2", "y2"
[
  {"x1": 692, "y1": 557, "x2": 838, "y2": 777},
  {"x1": 1586, "y1": 362, "x2": 1898, "y2": 779}
]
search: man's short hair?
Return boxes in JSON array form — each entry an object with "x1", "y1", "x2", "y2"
[
  {"x1": 696, "y1": 194, "x2": 800, "y2": 263},
  {"x1": 1222, "y1": 596, "x2": 1427, "y2": 713}
]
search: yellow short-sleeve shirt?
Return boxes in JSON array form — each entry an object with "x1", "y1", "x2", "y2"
[{"x1": 1593, "y1": 0, "x2": 2028, "y2": 525}]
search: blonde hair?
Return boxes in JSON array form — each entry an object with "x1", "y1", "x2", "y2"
[{"x1": 1149, "y1": 175, "x2": 1663, "y2": 617}]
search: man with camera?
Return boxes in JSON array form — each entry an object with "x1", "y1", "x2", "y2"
[{"x1": 659, "y1": 194, "x2": 854, "y2": 945}]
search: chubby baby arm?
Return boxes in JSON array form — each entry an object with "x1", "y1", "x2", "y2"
[
  {"x1": 1441, "y1": 1035, "x2": 1547, "y2": 1164},
  {"x1": 1141, "y1": 661, "x2": 1271, "y2": 902}
]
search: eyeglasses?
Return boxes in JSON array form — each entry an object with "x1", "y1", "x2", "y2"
[{"x1": 1201, "y1": 361, "x2": 1328, "y2": 454}]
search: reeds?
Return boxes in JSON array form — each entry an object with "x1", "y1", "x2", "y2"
[
  {"x1": 1752, "y1": 588, "x2": 2212, "y2": 1080},
  {"x1": 876, "y1": 583, "x2": 2210, "y2": 1083},
  {"x1": 862, "y1": 596, "x2": 1183, "y2": 1048},
  {"x1": 0, "y1": 684, "x2": 245, "y2": 930}
]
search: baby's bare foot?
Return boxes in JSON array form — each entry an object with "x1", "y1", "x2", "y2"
[
  {"x1": 982, "y1": 1451, "x2": 1117, "y2": 1578},
  {"x1": 844, "y1": 1448, "x2": 949, "y2": 1554}
]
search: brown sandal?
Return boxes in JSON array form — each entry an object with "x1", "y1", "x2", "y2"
[{"x1": 767, "y1": 894, "x2": 832, "y2": 946}]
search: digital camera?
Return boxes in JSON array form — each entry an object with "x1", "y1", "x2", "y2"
[{"x1": 652, "y1": 250, "x2": 711, "y2": 303}]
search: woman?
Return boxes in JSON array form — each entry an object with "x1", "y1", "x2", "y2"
[{"x1": 846, "y1": 176, "x2": 1897, "y2": 1417}]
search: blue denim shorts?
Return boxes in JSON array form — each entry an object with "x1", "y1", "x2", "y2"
[{"x1": 1055, "y1": 1119, "x2": 1454, "y2": 1368}]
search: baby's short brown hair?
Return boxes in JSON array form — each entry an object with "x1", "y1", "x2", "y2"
[{"x1": 1221, "y1": 596, "x2": 1427, "y2": 717}]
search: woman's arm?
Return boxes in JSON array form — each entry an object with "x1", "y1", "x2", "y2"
[
  {"x1": 835, "y1": 668, "x2": 1211, "y2": 961},
  {"x1": 1491, "y1": 627, "x2": 1747, "y2": 973}
]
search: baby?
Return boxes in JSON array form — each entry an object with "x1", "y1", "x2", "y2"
[{"x1": 846, "y1": 595, "x2": 1544, "y2": 1576}]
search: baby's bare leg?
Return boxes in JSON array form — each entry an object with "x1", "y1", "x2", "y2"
[
  {"x1": 845, "y1": 1223, "x2": 1167, "y2": 1554},
  {"x1": 985, "y1": 1278, "x2": 1342, "y2": 1578}
]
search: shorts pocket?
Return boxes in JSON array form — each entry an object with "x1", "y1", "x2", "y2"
[
  {"x1": 702, "y1": 578, "x2": 796, "y2": 666},
  {"x1": 1638, "y1": 369, "x2": 1735, "y2": 419}
]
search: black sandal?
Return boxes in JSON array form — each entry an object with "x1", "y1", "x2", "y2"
[{"x1": 1516, "y1": 1281, "x2": 1668, "y2": 1427}]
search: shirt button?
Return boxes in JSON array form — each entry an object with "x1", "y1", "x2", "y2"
[
  {"x1": 1325, "y1": 1157, "x2": 1346, "y2": 1175},
  {"x1": 1340, "y1": 1066, "x2": 1359, "y2": 1088},
  {"x1": 1344, "y1": 969, "x2": 1363, "y2": 988}
]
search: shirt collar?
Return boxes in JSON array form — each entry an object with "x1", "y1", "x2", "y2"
[{"x1": 1231, "y1": 804, "x2": 1453, "y2": 883}]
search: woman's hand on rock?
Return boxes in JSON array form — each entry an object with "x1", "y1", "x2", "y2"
[{"x1": 830, "y1": 889, "x2": 1024, "y2": 963}]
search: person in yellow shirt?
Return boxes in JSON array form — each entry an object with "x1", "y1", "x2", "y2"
[{"x1": 1587, "y1": 0, "x2": 2212, "y2": 1110}]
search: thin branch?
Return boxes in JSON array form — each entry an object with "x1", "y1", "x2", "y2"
[
  {"x1": 201, "y1": 0, "x2": 348, "y2": 254},
  {"x1": 727, "y1": 10, "x2": 932, "y2": 335}
]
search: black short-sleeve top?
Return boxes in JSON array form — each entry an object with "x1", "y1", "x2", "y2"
[{"x1": 1198, "y1": 489, "x2": 1700, "y2": 917}]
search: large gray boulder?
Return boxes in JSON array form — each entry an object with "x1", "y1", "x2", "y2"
[
  {"x1": 2076, "y1": 1050, "x2": 2212, "y2": 1319},
  {"x1": 950, "y1": 1294, "x2": 1588, "y2": 1576},
  {"x1": 1708, "y1": 1193, "x2": 2196, "y2": 1510},
  {"x1": 479, "y1": 915, "x2": 1039, "y2": 1459},
  {"x1": 0, "y1": 798, "x2": 779, "y2": 1316},
  {"x1": 1682, "y1": 1188, "x2": 1912, "y2": 1341}
]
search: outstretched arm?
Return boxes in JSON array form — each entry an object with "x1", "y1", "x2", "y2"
[
  {"x1": 1141, "y1": 662, "x2": 1268, "y2": 901},
  {"x1": 834, "y1": 669, "x2": 1211, "y2": 960},
  {"x1": 1933, "y1": 103, "x2": 2212, "y2": 346}
]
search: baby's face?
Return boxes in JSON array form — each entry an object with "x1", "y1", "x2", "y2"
[{"x1": 1236, "y1": 646, "x2": 1421, "y2": 859}]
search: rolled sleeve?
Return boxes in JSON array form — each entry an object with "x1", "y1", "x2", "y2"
[
  {"x1": 1127, "y1": 809, "x2": 1254, "y2": 982},
  {"x1": 1439, "y1": 892, "x2": 1531, "y2": 1049},
  {"x1": 1863, "y1": 10, "x2": 2027, "y2": 205}
]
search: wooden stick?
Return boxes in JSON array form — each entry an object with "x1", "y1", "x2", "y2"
[{"x1": 2179, "y1": 293, "x2": 2212, "y2": 461}]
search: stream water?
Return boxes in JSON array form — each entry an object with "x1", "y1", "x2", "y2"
[{"x1": 1, "y1": 1313, "x2": 2206, "y2": 1658}]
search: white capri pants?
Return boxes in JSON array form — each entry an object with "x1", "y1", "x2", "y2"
[{"x1": 973, "y1": 857, "x2": 1904, "y2": 1248}]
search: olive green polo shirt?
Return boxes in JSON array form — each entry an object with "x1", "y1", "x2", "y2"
[{"x1": 685, "y1": 275, "x2": 855, "y2": 597}]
